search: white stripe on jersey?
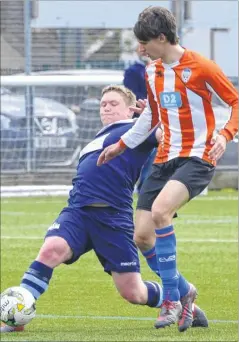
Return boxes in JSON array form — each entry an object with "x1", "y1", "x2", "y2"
[
  {"x1": 163, "y1": 68, "x2": 182, "y2": 160},
  {"x1": 146, "y1": 63, "x2": 162, "y2": 121},
  {"x1": 186, "y1": 88, "x2": 208, "y2": 158},
  {"x1": 206, "y1": 82, "x2": 232, "y2": 131},
  {"x1": 79, "y1": 133, "x2": 110, "y2": 159}
]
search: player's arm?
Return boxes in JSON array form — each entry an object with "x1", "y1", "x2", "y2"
[
  {"x1": 204, "y1": 60, "x2": 238, "y2": 141},
  {"x1": 203, "y1": 60, "x2": 238, "y2": 161},
  {"x1": 120, "y1": 70, "x2": 161, "y2": 148}
]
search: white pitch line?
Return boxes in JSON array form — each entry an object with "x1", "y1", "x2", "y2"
[
  {"x1": 1, "y1": 196, "x2": 237, "y2": 204},
  {"x1": 1, "y1": 236, "x2": 237, "y2": 243},
  {"x1": 4, "y1": 211, "x2": 238, "y2": 219},
  {"x1": 35, "y1": 313, "x2": 238, "y2": 324},
  {"x1": 194, "y1": 196, "x2": 237, "y2": 201},
  {"x1": 1, "y1": 218, "x2": 237, "y2": 232},
  {"x1": 178, "y1": 219, "x2": 237, "y2": 224}
]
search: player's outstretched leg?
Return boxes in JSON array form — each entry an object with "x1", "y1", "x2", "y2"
[
  {"x1": 1, "y1": 260, "x2": 53, "y2": 334},
  {"x1": 1, "y1": 236, "x2": 72, "y2": 333}
]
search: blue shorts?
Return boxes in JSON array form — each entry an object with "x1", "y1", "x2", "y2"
[{"x1": 45, "y1": 206, "x2": 140, "y2": 274}]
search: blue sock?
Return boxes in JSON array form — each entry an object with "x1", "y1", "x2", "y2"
[
  {"x1": 142, "y1": 247, "x2": 160, "y2": 276},
  {"x1": 155, "y1": 225, "x2": 179, "y2": 301},
  {"x1": 20, "y1": 261, "x2": 53, "y2": 299},
  {"x1": 143, "y1": 247, "x2": 190, "y2": 298},
  {"x1": 177, "y1": 271, "x2": 190, "y2": 298},
  {"x1": 144, "y1": 281, "x2": 163, "y2": 308}
]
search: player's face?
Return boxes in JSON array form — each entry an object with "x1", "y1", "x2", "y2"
[
  {"x1": 100, "y1": 91, "x2": 132, "y2": 126},
  {"x1": 138, "y1": 37, "x2": 166, "y2": 60}
]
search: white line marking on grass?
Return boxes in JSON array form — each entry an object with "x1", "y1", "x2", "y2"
[
  {"x1": 2, "y1": 212, "x2": 238, "y2": 225},
  {"x1": 2, "y1": 211, "x2": 54, "y2": 216},
  {"x1": 36, "y1": 313, "x2": 238, "y2": 324},
  {"x1": 1, "y1": 218, "x2": 237, "y2": 233},
  {"x1": 1, "y1": 236, "x2": 237, "y2": 243},
  {"x1": 1, "y1": 236, "x2": 43, "y2": 240},
  {"x1": 194, "y1": 196, "x2": 237, "y2": 201},
  {"x1": 178, "y1": 238, "x2": 238, "y2": 243},
  {"x1": 178, "y1": 219, "x2": 237, "y2": 224},
  {"x1": 1, "y1": 196, "x2": 237, "y2": 204}
]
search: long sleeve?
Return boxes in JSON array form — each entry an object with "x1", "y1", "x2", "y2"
[
  {"x1": 204, "y1": 60, "x2": 238, "y2": 141},
  {"x1": 120, "y1": 100, "x2": 159, "y2": 148}
]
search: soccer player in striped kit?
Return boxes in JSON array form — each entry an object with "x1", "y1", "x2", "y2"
[{"x1": 98, "y1": 6, "x2": 238, "y2": 332}]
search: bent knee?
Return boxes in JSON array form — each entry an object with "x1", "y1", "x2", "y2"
[
  {"x1": 134, "y1": 231, "x2": 147, "y2": 247},
  {"x1": 151, "y1": 205, "x2": 173, "y2": 226},
  {"x1": 37, "y1": 237, "x2": 72, "y2": 267}
]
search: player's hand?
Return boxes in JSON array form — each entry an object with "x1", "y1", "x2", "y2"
[
  {"x1": 208, "y1": 134, "x2": 227, "y2": 161},
  {"x1": 129, "y1": 99, "x2": 147, "y2": 115},
  {"x1": 97, "y1": 142, "x2": 126, "y2": 166}
]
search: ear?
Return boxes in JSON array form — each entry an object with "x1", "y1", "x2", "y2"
[{"x1": 158, "y1": 34, "x2": 167, "y2": 43}]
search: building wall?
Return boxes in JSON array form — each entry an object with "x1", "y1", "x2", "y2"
[
  {"x1": 1, "y1": 1, "x2": 238, "y2": 75},
  {"x1": 183, "y1": 1, "x2": 238, "y2": 76}
]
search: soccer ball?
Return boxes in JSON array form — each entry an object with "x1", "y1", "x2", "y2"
[{"x1": 1, "y1": 286, "x2": 36, "y2": 326}]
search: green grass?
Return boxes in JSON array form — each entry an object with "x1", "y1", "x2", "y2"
[{"x1": 1, "y1": 191, "x2": 238, "y2": 341}]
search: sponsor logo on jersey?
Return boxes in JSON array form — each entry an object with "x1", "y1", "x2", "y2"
[{"x1": 48, "y1": 222, "x2": 60, "y2": 231}]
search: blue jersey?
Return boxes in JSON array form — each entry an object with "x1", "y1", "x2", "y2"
[{"x1": 68, "y1": 119, "x2": 158, "y2": 214}]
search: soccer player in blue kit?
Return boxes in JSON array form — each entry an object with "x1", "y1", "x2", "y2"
[{"x1": 1, "y1": 85, "x2": 207, "y2": 333}]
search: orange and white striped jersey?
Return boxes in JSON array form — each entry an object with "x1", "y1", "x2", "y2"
[{"x1": 121, "y1": 49, "x2": 238, "y2": 165}]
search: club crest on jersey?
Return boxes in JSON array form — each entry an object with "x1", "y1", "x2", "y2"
[{"x1": 181, "y1": 68, "x2": 192, "y2": 83}]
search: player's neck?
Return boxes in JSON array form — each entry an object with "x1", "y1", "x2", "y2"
[{"x1": 161, "y1": 44, "x2": 185, "y2": 65}]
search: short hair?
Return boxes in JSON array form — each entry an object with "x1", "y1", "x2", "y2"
[
  {"x1": 134, "y1": 6, "x2": 178, "y2": 45},
  {"x1": 101, "y1": 85, "x2": 136, "y2": 107}
]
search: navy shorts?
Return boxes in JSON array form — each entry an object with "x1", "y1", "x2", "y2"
[
  {"x1": 137, "y1": 156, "x2": 215, "y2": 211},
  {"x1": 45, "y1": 206, "x2": 140, "y2": 274}
]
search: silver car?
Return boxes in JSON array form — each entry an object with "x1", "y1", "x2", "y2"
[{"x1": 1, "y1": 93, "x2": 79, "y2": 170}]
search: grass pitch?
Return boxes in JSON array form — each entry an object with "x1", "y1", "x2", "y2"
[{"x1": 1, "y1": 190, "x2": 238, "y2": 341}]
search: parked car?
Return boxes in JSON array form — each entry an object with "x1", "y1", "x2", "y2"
[
  {"x1": 7, "y1": 69, "x2": 124, "y2": 111},
  {"x1": 1, "y1": 94, "x2": 80, "y2": 171},
  {"x1": 6, "y1": 69, "x2": 124, "y2": 111},
  {"x1": 1, "y1": 86, "x2": 11, "y2": 95}
]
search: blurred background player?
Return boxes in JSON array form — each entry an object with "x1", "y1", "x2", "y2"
[{"x1": 123, "y1": 45, "x2": 157, "y2": 194}]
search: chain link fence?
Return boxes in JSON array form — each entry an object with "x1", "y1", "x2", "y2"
[{"x1": 0, "y1": 0, "x2": 238, "y2": 188}]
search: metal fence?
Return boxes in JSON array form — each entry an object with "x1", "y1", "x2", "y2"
[{"x1": 0, "y1": 0, "x2": 238, "y2": 188}]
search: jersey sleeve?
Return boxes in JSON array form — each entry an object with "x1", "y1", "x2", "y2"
[
  {"x1": 203, "y1": 60, "x2": 238, "y2": 141},
  {"x1": 120, "y1": 68, "x2": 161, "y2": 148},
  {"x1": 120, "y1": 99, "x2": 160, "y2": 148}
]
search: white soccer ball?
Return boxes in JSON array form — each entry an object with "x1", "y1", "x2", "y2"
[{"x1": 1, "y1": 286, "x2": 36, "y2": 326}]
